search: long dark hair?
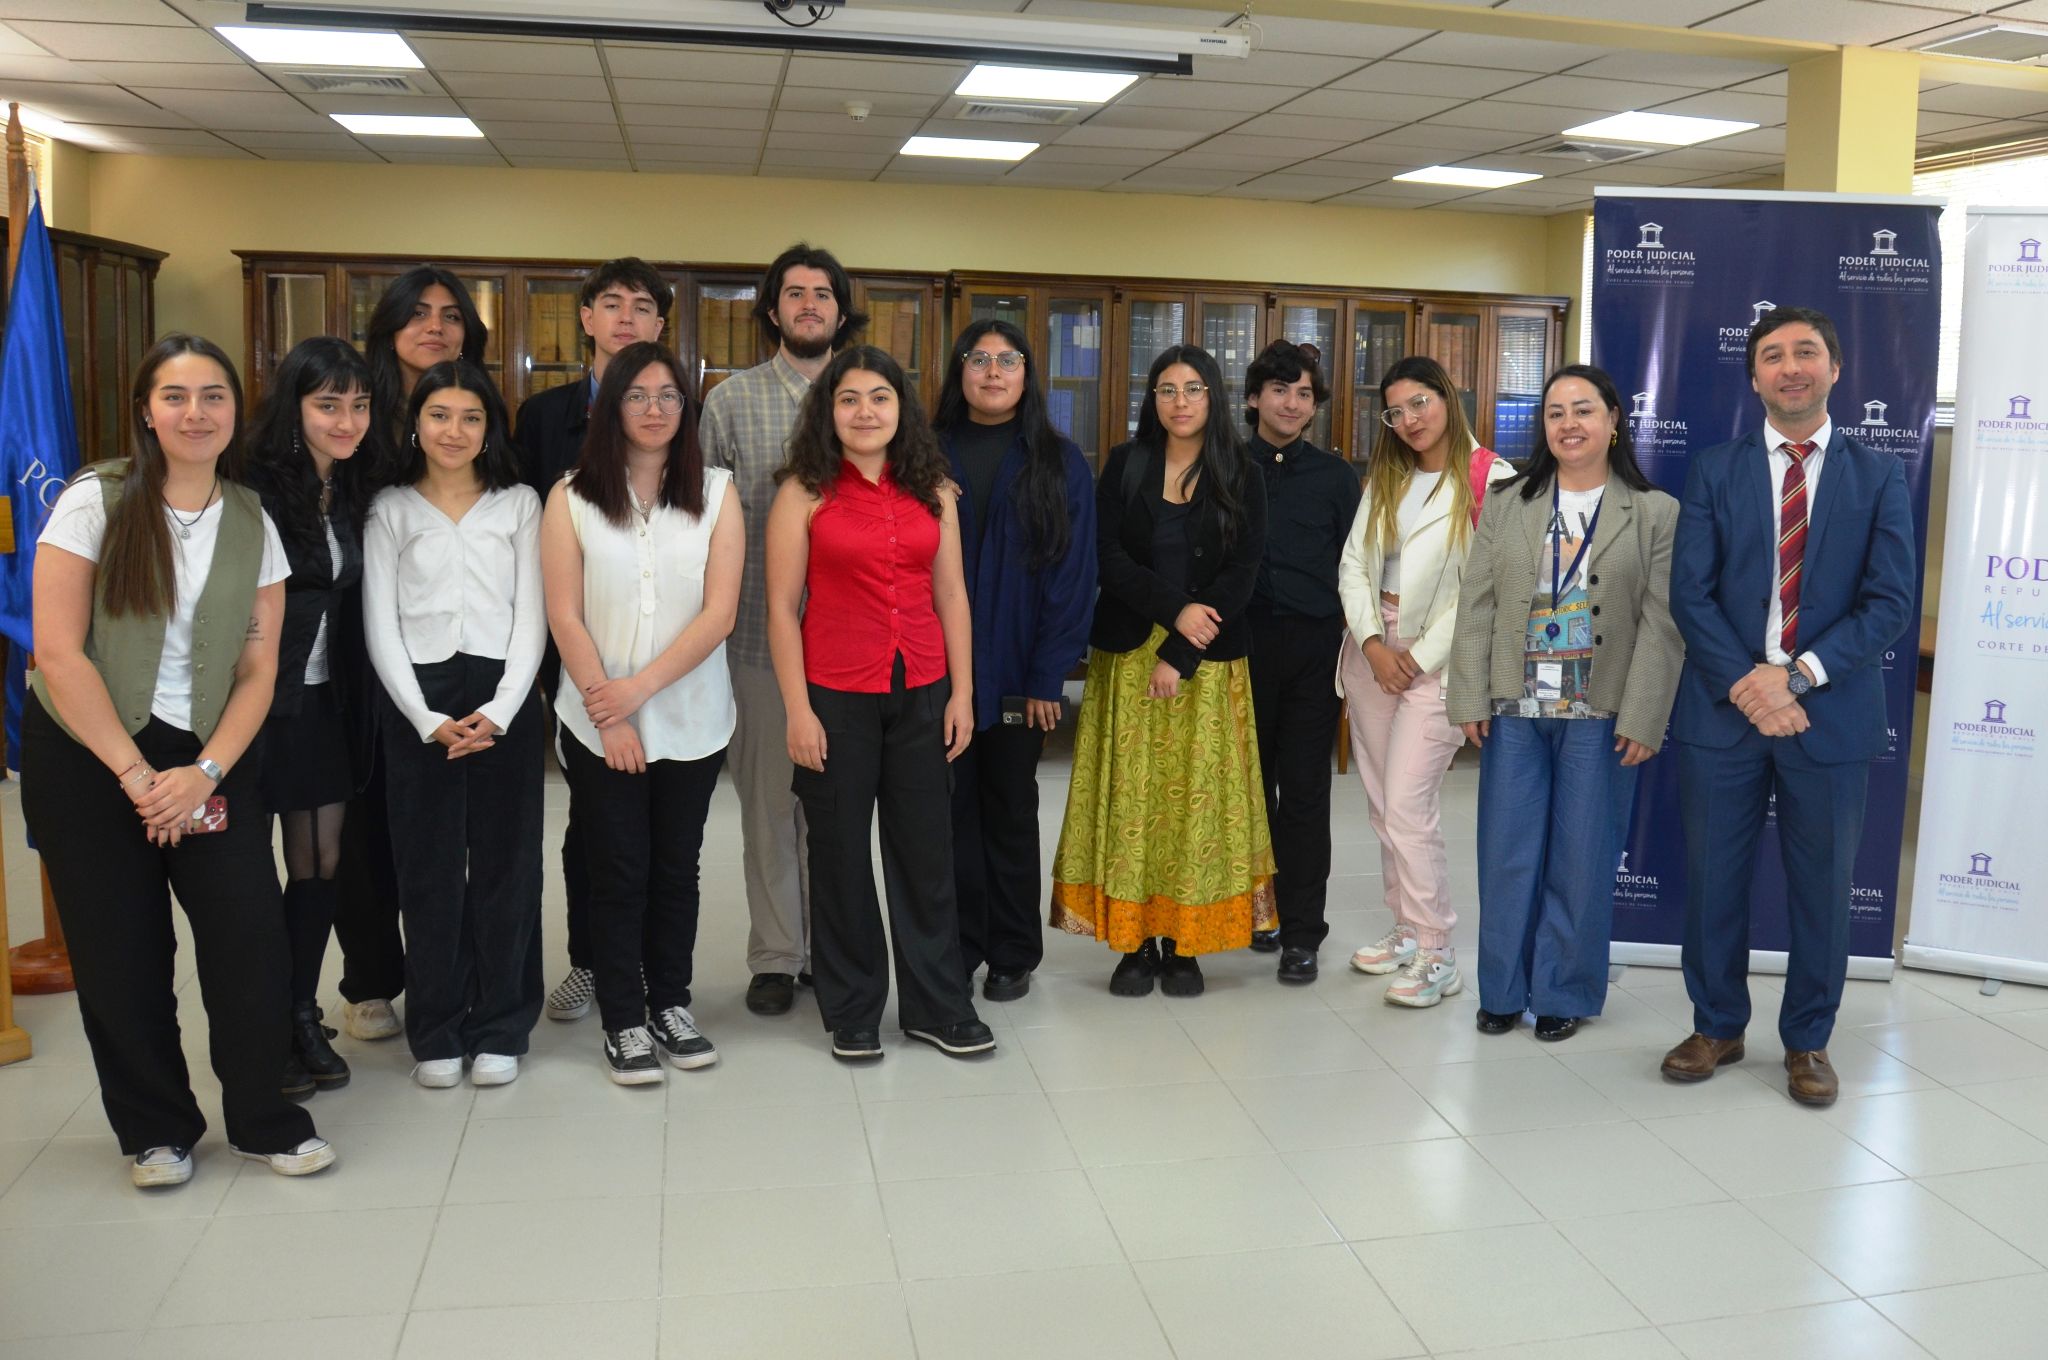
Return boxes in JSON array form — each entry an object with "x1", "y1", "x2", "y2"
[
  {"x1": 97, "y1": 333, "x2": 245, "y2": 618},
  {"x1": 777, "y1": 346, "x2": 947, "y2": 516},
  {"x1": 931, "y1": 319, "x2": 1071, "y2": 570},
  {"x1": 244, "y1": 337, "x2": 377, "y2": 561},
  {"x1": 364, "y1": 266, "x2": 489, "y2": 463},
  {"x1": 1515, "y1": 363, "x2": 1655, "y2": 500},
  {"x1": 569, "y1": 341, "x2": 705, "y2": 526},
  {"x1": 1136, "y1": 344, "x2": 1250, "y2": 547},
  {"x1": 396, "y1": 359, "x2": 521, "y2": 492}
]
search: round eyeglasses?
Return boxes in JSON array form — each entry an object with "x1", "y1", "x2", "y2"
[
  {"x1": 963, "y1": 350, "x2": 1025, "y2": 372},
  {"x1": 1154, "y1": 382, "x2": 1209, "y2": 403},
  {"x1": 1380, "y1": 392, "x2": 1437, "y2": 428},
  {"x1": 623, "y1": 389, "x2": 684, "y2": 414}
]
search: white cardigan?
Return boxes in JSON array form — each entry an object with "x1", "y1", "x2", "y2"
[{"x1": 1336, "y1": 452, "x2": 1516, "y2": 690}]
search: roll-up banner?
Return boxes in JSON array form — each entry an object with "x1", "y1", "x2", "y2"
[
  {"x1": 1592, "y1": 188, "x2": 1942, "y2": 979},
  {"x1": 1906, "y1": 207, "x2": 2048, "y2": 985}
]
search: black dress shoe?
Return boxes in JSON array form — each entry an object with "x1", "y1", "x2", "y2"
[
  {"x1": 1533, "y1": 1015, "x2": 1580, "y2": 1042},
  {"x1": 983, "y1": 968, "x2": 1031, "y2": 1002},
  {"x1": 830, "y1": 1028, "x2": 883, "y2": 1060},
  {"x1": 1277, "y1": 947, "x2": 1318, "y2": 984},
  {"x1": 1159, "y1": 938, "x2": 1205, "y2": 997},
  {"x1": 1110, "y1": 939, "x2": 1160, "y2": 996},
  {"x1": 1249, "y1": 929, "x2": 1281, "y2": 954},
  {"x1": 280, "y1": 1053, "x2": 315, "y2": 1100},
  {"x1": 291, "y1": 1004, "x2": 351, "y2": 1090},
  {"x1": 747, "y1": 972, "x2": 796, "y2": 1015},
  {"x1": 797, "y1": 970, "x2": 814, "y2": 988},
  {"x1": 1475, "y1": 1009, "x2": 1520, "y2": 1035},
  {"x1": 905, "y1": 1020, "x2": 997, "y2": 1056}
]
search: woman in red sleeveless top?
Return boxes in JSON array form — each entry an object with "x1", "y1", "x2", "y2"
[{"x1": 764, "y1": 345, "x2": 995, "y2": 1064}]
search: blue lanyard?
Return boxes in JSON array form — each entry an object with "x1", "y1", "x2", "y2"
[{"x1": 1547, "y1": 481, "x2": 1601, "y2": 635}]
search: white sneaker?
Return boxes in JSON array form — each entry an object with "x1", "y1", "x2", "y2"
[
  {"x1": 341, "y1": 998, "x2": 401, "y2": 1041},
  {"x1": 470, "y1": 1053, "x2": 520, "y2": 1086},
  {"x1": 413, "y1": 1058, "x2": 464, "y2": 1088},
  {"x1": 132, "y1": 1145, "x2": 193, "y2": 1188},
  {"x1": 1351, "y1": 925, "x2": 1419, "y2": 975},
  {"x1": 1385, "y1": 949, "x2": 1463, "y2": 1008},
  {"x1": 231, "y1": 1138, "x2": 336, "y2": 1177}
]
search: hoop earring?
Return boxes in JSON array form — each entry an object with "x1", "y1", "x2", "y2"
[
  {"x1": 409, "y1": 430, "x2": 419, "y2": 448},
  {"x1": 293, "y1": 430, "x2": 303, "y2": 459}
]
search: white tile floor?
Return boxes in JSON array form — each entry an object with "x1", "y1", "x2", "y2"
[{"x1": 3, "y1": 744, "x2": 2048, "y2": 1358}]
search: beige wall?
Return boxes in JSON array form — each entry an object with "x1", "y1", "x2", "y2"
[{"x1": 83, "y1": 153, "x2": 1559, "y2": 353}]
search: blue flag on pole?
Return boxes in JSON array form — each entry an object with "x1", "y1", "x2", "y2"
[{"x1": 0, "y1": 185, "x2": 81, "y2": 766}]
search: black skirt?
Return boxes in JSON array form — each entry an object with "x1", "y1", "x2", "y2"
[{"x1": 261, "y1": 680, "x2": 354, "y2": 812}]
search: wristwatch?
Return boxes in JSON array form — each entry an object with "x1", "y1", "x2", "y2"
[
  {"x1": 196, "y1": 757, "x2": 225, "y2": 784},
  {"x1": 1783, "y1": 662, "x2": 1813, "y2": 697}
]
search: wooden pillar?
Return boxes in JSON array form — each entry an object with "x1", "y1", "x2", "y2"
[{"x1": 0, "y1": 102, "x2": 32, "y2": 1061}]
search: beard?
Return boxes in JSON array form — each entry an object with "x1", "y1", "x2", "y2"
[{"x1": 781, "y1": 329, "x2": 834, "y2": 361}]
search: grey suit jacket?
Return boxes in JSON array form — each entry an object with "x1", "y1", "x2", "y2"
[{"x1": 1445, "y1": 475, "x2": 1685, "y2": 751}]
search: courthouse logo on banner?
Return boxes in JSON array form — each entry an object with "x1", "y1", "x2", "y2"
[
  {"x1": 1717, "y1": 300, "x2": 1777, "y2": 361},
  {"x1": 1602, "y1": 220, "x2": 1698, "y2": 287},
  {"x1": 1991, "y1": 239, "x2": 2048, "y2": 293},
  {"x1": 1972, "y1": 395, "x2": 2048, "y2": 452},
  {"x1": 1627, "y1": 391, "x2": 1690, "y2": 456},
  {"x1": 1935, "y1": 851, "x2": 2023, "y2": 911},
  {"x1": 1856, "y1": 394, "x2": 1928, "y2": 462},
  {"x1": 1614, "y1": 851, "x2": 1660, "y2": 908},
  {"x1": 1839, "y1": 224, "x2": 1934, "y2": 292},
  {"x1": 1951, "y1": 698, "x2": 2037, "y2": 758},
  {"x1": 1851, "y1": 882, "x2": 1887, "y2": 921}
]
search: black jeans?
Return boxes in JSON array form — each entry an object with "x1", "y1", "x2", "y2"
[
  {"x1": 1249, "y1": 609, "x2": 1345, "y2": 951},
  {"x1": 381, "y1": 654, "x2": 545, "y2": 1061},
  {"x1": 562, "y1": 734, "x2": 724, "y2": 1031},
  {"x1": 794, "y1": 665, "x2": 978, "y2": 1033},
  {"x1": 951, "y1": 718, "x2": 1047, "y2": 976},
  {"x1": 334, "y1": 753, "x2": 406, "y2": 1003},
  {"x1": 21, "y1": 693, "x2": 316, "y2": 1156}
]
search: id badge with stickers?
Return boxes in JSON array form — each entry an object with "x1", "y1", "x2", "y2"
[{"x1": 1535, "y1": 662, "x2": 1564, "y2": 702}]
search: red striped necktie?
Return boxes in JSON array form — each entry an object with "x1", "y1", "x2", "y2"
[{"x1": 1778, "y1": 440, "x2": 1816, "y2": 653}]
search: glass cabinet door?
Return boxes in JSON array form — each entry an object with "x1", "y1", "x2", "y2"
[
  {"x1": 1491, "y1": 307, "x2": 1551, "y2": 465},
  {"x1": 1199, "y1": 298, "x2": 1261, "y2": 412},
  {"x1": 522, "y1": 275, "x2": 587, "y2": 400},
  {"x1": 1350, "y1": 304, "x2": 1409, "y2": 461},
  {"x1": 263, "y1": 271, "x2": 330, "y2": 380},
  {"x1": 1276, "y1": 300, "x2": 1337, "y2": 450},
  {"x1": 93, "y1": 260, "x2": 119, "y2": 462},
  {"x1": 864, "y1": 285, "x2": 926, "y2": 394},
  {"x1": 695, "y1": 281, "x2": 760, "y2": 396},
  {"x1": 1123, "y1": 296, "x2": 1185, "y2": 437},
  {"x1": 963, "y1": 289, "x2": 1030, "y2": 330},
  {"x1": 1046, "y1": 293, "x2": 1105, "y2": 464},
  {"x1": 1419, "y1": 303, "x2": 1484, "y2": 430},
  {"x1": 459, "y1": 274, "x2": 505, "y2": 389}
]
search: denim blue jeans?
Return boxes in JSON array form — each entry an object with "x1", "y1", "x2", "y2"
[{"x1": 1475, "y1": 714, "x2": 1638, "y2": 1018}]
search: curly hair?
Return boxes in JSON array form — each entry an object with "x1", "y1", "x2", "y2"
[{"x1": 776, "y1": 346, "x2": 947, "y2": 516}]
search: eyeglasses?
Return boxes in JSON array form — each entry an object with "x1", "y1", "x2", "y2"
[
  {"x1": 1379, "y1": 392, "x2": 1437, "y2": 428},
  {"x1": 963, "y1": 350, "x2": 1024, "y2": 372},
  {"x1": 623, "y1": 389, "x2": 684, "y2": 414},
  {"x1": 1154, "y1": 382, "x2": 1209, "y2": 403}
]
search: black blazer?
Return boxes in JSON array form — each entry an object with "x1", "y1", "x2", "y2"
[
  {"x1": 512, "y1": 373, "x2": 591, "y2": 505},
  {"x1": 1091, "y1": 440, "x2": 1268, "y2": 677},
  {"x1": 258, "y1": 491, "x2": 364, "y2": 722}
]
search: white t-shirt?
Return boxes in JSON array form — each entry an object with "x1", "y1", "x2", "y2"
[
  {"x1": 39, "y1": 473, "x2": 291, "y2": 732},
  {"x1": 1379, "y1": 470, "x2": 1445, "y2": 595}
]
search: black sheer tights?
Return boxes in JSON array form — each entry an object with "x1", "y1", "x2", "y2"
[{"x1": 280, "y1": 803, "x2": 346, "y2": 1005}]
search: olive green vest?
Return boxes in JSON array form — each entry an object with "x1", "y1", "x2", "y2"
[{"x1": 31, "y1": 461, "x2": 265, "y2": 742}]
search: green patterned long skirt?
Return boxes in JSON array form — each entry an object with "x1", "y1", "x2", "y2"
[{"x1": 1050, "y1": 626, "x2": 1277, "y2": 956}]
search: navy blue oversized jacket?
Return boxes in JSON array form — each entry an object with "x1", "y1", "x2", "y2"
[{"x1": 941, "y1": 425, "x2": 1099, "y2": 732}]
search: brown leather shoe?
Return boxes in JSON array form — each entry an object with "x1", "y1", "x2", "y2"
[
  {"x1": 1660, "y1": 1032, "x2": 1745, "y2": 1082},
  {"x1": 1785, "y1": 1050, "x2": 1839, "y2": 1106}
]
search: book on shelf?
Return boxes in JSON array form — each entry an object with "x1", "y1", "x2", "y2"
[
  {"x1": 533, "y1": 291, "x2": 558, "y2": 365},
  {"x1": 704, "y1": 300, "x2": 731, "y2": 369}
]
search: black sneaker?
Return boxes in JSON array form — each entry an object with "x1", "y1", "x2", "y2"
[
  {"x1": 1277, "y1": 947, "x2": 1319, "y2": 984},
  {"x1": 904, "y1": 1021, "x2": 997, "y2": 1056},
  {"x1": 650, "y1": 1005, "x2": 719, "y2": 1070},
  {"x1": 603, "y1": 1026, "x2": 665, "y2": 1085},
  {"x1": 746, "y1": 972, "x2": 796, "y2": 1015},
  {"x1": 291, "y1": 1005, "x2": 351, "y2": 1090},
  {"x1": 831, "y1": 1028, "x2": 883, "y2": 1061},
  {"x1": 1159, "y1": 938, "x2": 1205, "y2": 997},
  {"x1": 1475, "y1": 1008, "x2": 1520, "y2": 1035},
  {"x1": 1249, "y1": 929, "x2": 1281, "y2": 953},
  {"x1": 1110, "y1": 939, "x2": 1160, "y2": 997},
  {"x1": 982, "y1": 968, "x2": 1031, "y2": 1003},
  {"x1": 281, "y1": 1053, "x2": 315, "y2": 1100}
]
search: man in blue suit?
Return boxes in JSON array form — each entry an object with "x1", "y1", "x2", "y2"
[{"x1": 1659, "y1": 306, "x2": 1916, "y2": 1106}]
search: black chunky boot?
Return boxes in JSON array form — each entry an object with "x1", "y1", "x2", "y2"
[
  {"x1": 1110, "y1": 939, "x2": 1161, "y2": 996},
  {"x1": 292, "y1": 1004, "x2": 351, "y2": 1090},
  {"x1": 1159, "y1": 938, "x2": 1205, "y2": 997}
]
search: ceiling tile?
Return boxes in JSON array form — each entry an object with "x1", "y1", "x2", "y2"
[
  {"x1": 771, "y1": 109, "x2": 920, "y2": 137},
  {"x1": 0, "y1": 53, "x2": 94, "y2": 82},
  {"x1": 1056, "y1": 123, "x2": 1208, "y2": 150},
  {"x1": 0, "y1": 24, "x2": 47, "y2": 57},
  {"x1": 368, "y1": 148, "x2": 507, "y2": 165},
  {"x1": 760, "y1": 148, "x2": 889, "y2": 169},
  {"x1": 1923, "y1": 117, "x2": 2048, "y2": 145},
  {"x1": 1497, "y1": 0, "x2": 1735, "y2": 19},
  {"x1": 216, "y1": 129, "x2": 363, "y2": 151},
  {"x1": 1427, "y1": 100, "x2": 1612, "y2": 133},
  {"x1": 1371, "y1": 123, "x2": 1524, "y2": 152},
  {"x1": 1230, "y1": 112, "x2": 1401, "y2": 142},
  {"x1": 507, "y1": 155, "x2": 634, "y2": 170},
  {"x1": 1439, "y1": 199, "x2": 1561, "y2": 214},
  {"x1": 131, "y1": 88, "x2": 337, "y2": 132},
  {"x1": 1918, "y1": 84, "x2": 2048, "y2": 120},
  {"x1": 610, "y1": 78, "x2": 775, "y2": 109},
  {"x1": 1022, "y1": 143, "x2": 1167, "y2": 166},
  {"x1": 1497, "y1": 74, "x2": 1705, "y2": 113},
  {"x1": 1277, "y1": 87, "x2": 1467, "y2": 121},
  {"x1": 466, "y1": 98, "x2": 616, "y2": 124},
  {"x1": 1703, "y1": 125, "x2": 1787, "y2": 154},
  {"x1": 1329, "y1": 60, "x2": 1537, "y2": 99},
  {"x1": 766, "y1": 129, "x2": 916, "y2": 153},
  {"x1": 475, "y1": 120, "x2": 624, "y2": 144},
  {"x1": 436, "y1": 72, "x2": 611, "y2": 101},
  {"x1": 1, "y1": 79, "x2": 192, "y2": 124},
  {"x1": 1303, "y1": 149, "x2": 1415, "y2": 172},
  {"x1": 492, "y1": 137, "x2": 625, "y2": 157},
  {"x1": 67, "y1": 123, "x2": 227, "y2": 147},
  {"x1": 1392, "y1": 31, "x2": 1611, "y2": 73},
  {"x1": 1190, "y1": 49, "x2": 1367, "y2": 86},
  {"x1": 76, "y1": 60, "x2": 276, "y2": 91},
  {"x1": 408, "y1": 37, "x2": 602, "y2": 76},
  {"x1": 999, "y1": 164, "x2": 1122, "y2": 188},
  {"x1": 914, "y1": 117, "x2": 1052, "y2": 142},
  {"x1": 1082, "y1": 104, "x2": 1244, "y2": 135},
  {"x1": 756, "y1": 165, "x2": 880, "y2": 183},
  {"x1": 1693, "y1": 0, "x2": 1963, "y2": 45},
  {"x1": 1107, "y1": 166, "x2": 1251, "y2": 192},
  {"x1": 621, "y1": 104, "x2": 770, "y2": 131},
  {"x1": 623, "y1": 125, "x2": 759, "y2": 148},
  {"x1": 1248, "y1": 18, "x2": 1437, "y2": 59},
  {"x1": 1916, "y1": 109, "x2": 1998, "y2": 136},
  {"x1": 1197, "y1": 131, "x2": 1352, "y2": 158},
  {"x1": 256, "y1": 146, "x2": 383, "y2": 162},
  {"x1": 1637, "y1": 146, "x2": 1783, "y2": 171},
  {"x1": 8, "y1": 21, "x2": 233, "y2": 63},
  {"x1": 1216, "y1": 170, "x2": 1376, "y2": 199},
  {"x1": 1563, "y1": 52, "x2": 1783, "y2": 89},
  {"x1": 294, "y1": 94, "x2": 465, "y2": 117},
  {"x1": 784, "y1": 55, "x2": 967, "y2": 94},
  {"x1": 1161, "y1": 149, "x2": 1296, "y2": 171},
  {"x1": 1114, "y1": 77, "x2": 1304, "y2": 113},
  {"x1": 627, "y1": 141, "x2": 757, "y2": 163},
  {"x1": 0, "y1": 0, "x2": 178, "y2": 20},
  {"x1": 1316, "y1": 137, "x2": 1469, "y2": 165},
  {"x1": 777, "y1": 88, "x2": 935, "y2": 117},
  {"x1": 599, "y1": 43, "x2": 784, "y2": 83},
  {"x1": 1645, "y1": 90, "x2": 1787, "y2": 125},
  {"x1": 1553, "y1": 160, "x2": 1703, "y2": 185},
  {"x1": 1730, "y1": 73, "x2": 1789, "y2": 96}
]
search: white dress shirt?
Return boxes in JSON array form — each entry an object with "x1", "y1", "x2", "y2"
[
  {"x1": 363, "y1": 483, "x2": 546, "y2": 740},
  {"x1": 1761, "y1": 418, "x2": 1830, "y2": 686}
]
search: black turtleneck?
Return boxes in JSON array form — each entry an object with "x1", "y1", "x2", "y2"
[
  {"x1": 953, "y1": 416, "x2": 1017, "y2": 536},
  {"x1": 1249, "y1": 430, "x2": 1362, "y2": 620}
]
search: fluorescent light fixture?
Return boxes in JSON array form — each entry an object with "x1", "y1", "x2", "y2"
[
  {"x1": 1563, "y1": 111, "x2": 1757, "y2": 146},
  {"x1": 245, "y1": 1, "x2": 1249, "y2": 74},
  {"x1": 1915, "y1": 24, "x2": 2048, "y2": 63},
  {"x1": 217, "y1": 24, "x2": 422, "y2": 67},
  {"x1": 332, "y1": 113, "x2": 483, "y2": 137},
  {"x1": 901, "y1": 135, "x2": 1037, "y2": 161},
  {"x1": 1393, "y1": 165, "x2": 1541, "y2": 189},
  {"x1": 956, "y1": 64, "x2": 1138, "y2": 104}
]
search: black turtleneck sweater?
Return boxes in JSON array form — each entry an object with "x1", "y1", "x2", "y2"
[
  {"x1": 953, "y1": 416, "x2": 1018, "y2": 537},
  {"x1": 1250, "y1": 431, "x2": 1362, "y2": 621}
]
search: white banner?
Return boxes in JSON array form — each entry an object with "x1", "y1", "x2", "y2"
[{"x1": 1906, "y1": 206, "x2": 2048, "y2": 984}]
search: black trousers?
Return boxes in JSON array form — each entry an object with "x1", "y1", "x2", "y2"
[
  {"x1": 794, "y1": 665, "x2": 978, "y2": 1032},
  {"x1": 21, "y1": 693, "x2": 315, "y2": 1156},
  {"x1": 381, "y1": 654, "x2": 545, "y2": 1060},
  {"x1": 333, "y1": 753, "x2": 406, "y2": 1003},
  {"x1": 562, "y1": 734, "x2": 724, "y2": 1031},
  {"x1": 1249, "y1": 610, "x2": 1345, "y2": 951},
  {"x1": 951, "y1": 719, "x2": 1047, "y2": 976}
]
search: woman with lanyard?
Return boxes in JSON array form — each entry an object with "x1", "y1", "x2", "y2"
[
  {"x1": 24, "y1": 333, "x2": 333, "y2": 1185},
  {"x1": 930, "y1": 320, "x2": 1097, "y2": 1003},
  {"x1": 541, "y1": 341, "x2": 742, "y2": 1084},
  {"x1": 1446, "y1": 364, "x2": 1682, "y2": 1040},
  {"x1": 244, "y1": 337, "x2": 380, "y2": 1096}
]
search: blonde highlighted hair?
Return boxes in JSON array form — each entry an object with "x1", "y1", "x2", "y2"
[{"x1": 1361, "y1": 354, "x2": 1483, "y2": 555}]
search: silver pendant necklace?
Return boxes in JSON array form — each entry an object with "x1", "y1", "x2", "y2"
[{"x1": 165, "y1": 475, "x2": 220, "y2": 540}]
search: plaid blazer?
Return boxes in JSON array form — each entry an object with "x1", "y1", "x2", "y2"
[{"x1": 1445, "y1": 475, "x2": 1685, "y2": 751}]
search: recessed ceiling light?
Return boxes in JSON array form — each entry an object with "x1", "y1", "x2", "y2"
[
  {"x1": 217, "y1": 25, "x2": 423, "y2": 69},
  {"x1": 1563, "y1": 111, "x2": 1757, "y2": 146},
  {"x1": 955, "y1": 64, "x2": 1139, "y2": 104},
  {"x1": 901, "y1": 135, "x2": 1037, "y2": 161},
  {"x1": 332, "y1": 114, "x2": 483, "y2": 138},
  {"x1": 1393, "y1": 165, "x2": 1542, "y2": 189}
]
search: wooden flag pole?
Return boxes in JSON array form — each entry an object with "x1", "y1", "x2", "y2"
[{"x1": 0, "y1": 101, "x2": 35, "y2": 1060}]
